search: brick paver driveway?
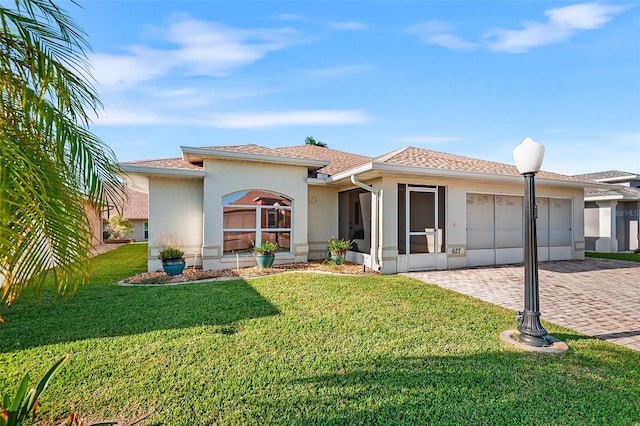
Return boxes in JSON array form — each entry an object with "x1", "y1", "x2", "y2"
[{"x1": 404, "y1": 258, "x2": 640, "y2": 351}]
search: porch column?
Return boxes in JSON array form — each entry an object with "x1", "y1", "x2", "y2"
[
  {"x1": 595, "y1": 200, "x2": 618, "y2": 253},
  {"x1": 378, "y1": 179, "x2": 398, "y2": 274}
]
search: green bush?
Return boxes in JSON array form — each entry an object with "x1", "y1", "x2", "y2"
[
  {"x1": 104, "y1": 214, "x2": 133, "y2": 240},
  {"x1": 327, "y1": 237, "x2": 352, "y2": 255},
  {"x1": 252, "y1": 240, "x2": 278, "y2": 256},
  {"x1": 158, "y1": 247, "x2": 184, "y2": 260}
]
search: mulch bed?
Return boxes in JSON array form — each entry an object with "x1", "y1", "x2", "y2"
[{"x1": 121, "y1": 260, "x2": 378, "y2": 285}]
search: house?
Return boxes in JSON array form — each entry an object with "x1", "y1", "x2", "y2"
[
  {"x1": 121, "y1": 144, "x2": 595, "y2": 274},
  {"x1": 86, "y1": 185, "x2": 149, "y2": 245},
  {"x1": 574, "y1": 170, "x2": 640, "y2": 253},
  {"x1": 102, "y1": 185, "x2": 149, "y2": 242}
]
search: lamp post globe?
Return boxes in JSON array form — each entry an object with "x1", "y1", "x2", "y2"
[{"x1": 512, "y1": 137, "x2": 552, "y2": 347}]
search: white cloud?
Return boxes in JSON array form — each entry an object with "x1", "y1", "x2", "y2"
[
  {"x1": 485, "y1": 2, "x2": 629, "y2": 53},
  {"x1": 546, "y1": 2, "x2": 628, "y2": 30},
  {"x1": 484, "y1": 22, "x2": 572, "y2": 53},
  {"x1": 95, "y1": 107, "x2": 369, "y2": 129},
  {"x1": 91, "y1": 53, "x2": 170, "y2": 87},
  {"x1": 207, "y1": 110, "x2": 369, "y2": 129},
  {"x1": 408, "y1": 3, "x2": 630, "y2": 53},
  {"x1": 277, "y1": 14, "x2": 304, "y2": 21},
  {"x1": 330, "y1": 21, "x2": 368, "y2": 31},
  {"x1": 407, "y1": 21, "x2": 478, "y2": 50},
  {"x1": 90, "y1": 17, "x2": 299, "y2": 87},
  {"x1": 95, "y1": 108, "x2": 176, "y2": 126},
  {"x1": 305, "y1": 64, "x2": 374, "y2": 78},
  {"x1": 394, "y1": 136, "x2": 463, "y2": 144}
]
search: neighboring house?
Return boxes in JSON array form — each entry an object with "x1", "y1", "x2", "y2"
[
  {"x1": 85, "y1": 184, "x2": 149, "y2": 247},
  {"x1": 121, "y1": 144, "x2": 596, "y2": 274},
  {"x1": 102, "y1": 185, "x2": 149, "y2": 242},
  {"x1": 574, "y1": 170, "x2": 640, "y2": 253}
]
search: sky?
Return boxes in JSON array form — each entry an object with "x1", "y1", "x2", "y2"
[{"x1": 66, "y1": 0, "x2": 639, "y2": 175}]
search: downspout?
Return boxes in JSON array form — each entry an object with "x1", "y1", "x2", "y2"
[{"x1": 351, "y1": 175, "x2": 380, "y2": 270}]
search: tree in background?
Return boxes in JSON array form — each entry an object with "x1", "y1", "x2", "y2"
[
  {"x1": 304, "y1": 136, "x2": 328, "y2": 148},
  {"x1": 0, "y1": 0, "x2": 125, "y2": 307},
  {"x1": 105, "y1": 214, "x2": 134, "y2": 240}
]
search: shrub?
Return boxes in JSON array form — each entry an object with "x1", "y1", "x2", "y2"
[
  {"x1": 252, "y1": 241, "x2": 278, "y2": 256},
  {"x1": 158, "y1": 247, "x2": 184, "y2": 261},
  {"x1": 327, "y1": 238, "x2": 352, "y2": 255},
  {"x1": 154, "y1": 232, "x2": 184, "y2": 261},
  {"x1": 104, "y1": 214, "x2": 134, "y2": 240}
]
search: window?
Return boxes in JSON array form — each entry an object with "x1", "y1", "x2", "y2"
[
  {"x1": 144, "y1": 221, "x2": 149, "y2": 240},
  {"x1": 222, "y1": 190, "x2": 292, "y2": 255}
]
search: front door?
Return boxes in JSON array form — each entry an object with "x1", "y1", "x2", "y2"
[{"x1": 406, "y1": 187, "x2": 440, "y2": 271}]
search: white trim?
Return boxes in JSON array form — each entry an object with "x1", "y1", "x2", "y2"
[
  {"x1": 120, "y1": 164, "x2": 207, "y2": 178},
  {"x1": 592, "y1": 175, "x2": 639, "y2": 183}
]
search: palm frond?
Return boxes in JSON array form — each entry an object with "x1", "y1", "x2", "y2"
[{"x1": 0, "y1": 0, "x2": 124, "y2": 303}]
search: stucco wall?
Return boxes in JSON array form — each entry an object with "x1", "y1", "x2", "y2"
[
  {"x1": 307, "y1": 185, "x2": 339, "y2": 260},
  {"x1": 85, "y1": 204, "x2": 103, "y2": 247},
  {"x1": 126, "y1": 219, "x2": 147, "y2": 242},
  {"x1": 201, "y1": 159, "x2": 309, "y2": 270},
  {"x1": 148, "y1": 177, "x2": 203, "y2": 272}
]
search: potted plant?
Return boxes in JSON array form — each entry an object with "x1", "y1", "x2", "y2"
[
  {"x1": 252, "y1": 240, "x2": 278, "y2": 268},
  {"x1": 327, "y1": 237, "x2": 352, "y2": 265},
  {"x1": 156, "y1": 232, "x2": 185, "y2": 276},
  {"x1": 158, "y1": 246, "x2": 185, "y2": 276}
]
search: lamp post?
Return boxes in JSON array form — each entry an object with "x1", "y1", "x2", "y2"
[{"x1": 512, "y1": 137, "x2": 552, "y2": 347}]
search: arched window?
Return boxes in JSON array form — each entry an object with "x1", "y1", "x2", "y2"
[{"x1": 222, "y1": 190, "x2": 292, "y2": 255}]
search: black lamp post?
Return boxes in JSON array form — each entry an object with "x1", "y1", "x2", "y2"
[{"x1": 513, "y1": 137, "x2": 552, "y2": 347}]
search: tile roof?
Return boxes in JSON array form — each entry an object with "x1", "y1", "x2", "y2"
[
  {"x1": 120, "y1": 157, "x2": 203, "y2": 171},
  {"x1": 201, "y1": 144, "x2": 287, "y2": 157},
  {"x1": 105, "y1": 187, "x2": 148, "y2": 220},
  {"x1": 121, "y1": 144, "x2": 586, "y2": 183},
  {"x1": 371, "y1": 146, "x2": 584, "y2": 182},
  {"x1": 574, "y1": 170, "x2": 639, "y2": 181},
  {"x1": 270, "y1": 145, "x2": 371, "y2": 176},
  {"x1": 585, "y1": 186, "x2": 640, "y2": 200}
]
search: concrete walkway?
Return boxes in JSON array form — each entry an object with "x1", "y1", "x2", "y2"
[
  {"x1": 404, "y1": 258, "x2": 640, "y2": 351},
  {"x1": 89, "y1": 243, "x2": 126, "y2": 257}
]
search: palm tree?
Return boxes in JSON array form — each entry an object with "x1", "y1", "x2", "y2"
[
  {"x1": 0, "y1": 0, "x2": 124, "y2": 307},
  {"x1": 304, "y1": 136, "x2": 328, "y2": 148}
]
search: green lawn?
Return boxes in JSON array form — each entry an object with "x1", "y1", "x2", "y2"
[
  {"x1": 1, "y1": 243, "x2": 639, "y2": 425},
  {"x1": 586, "y1": 251, "x2": 640, "y2": 262}
]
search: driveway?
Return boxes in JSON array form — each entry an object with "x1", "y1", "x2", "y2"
[{"x1": 404, "y1": 258, "x2": 640, "y2": 351}]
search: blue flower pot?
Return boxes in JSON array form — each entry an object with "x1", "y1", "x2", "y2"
[
  {"x1": 162, "y1": 259, "x2": 185, "y2": 276},
  {"x1": 331, "y1": 254, "x2": 345, "y2": 265},
  {"x1": 256, "y1": 254, "x2": 275, "y2": 268}
]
